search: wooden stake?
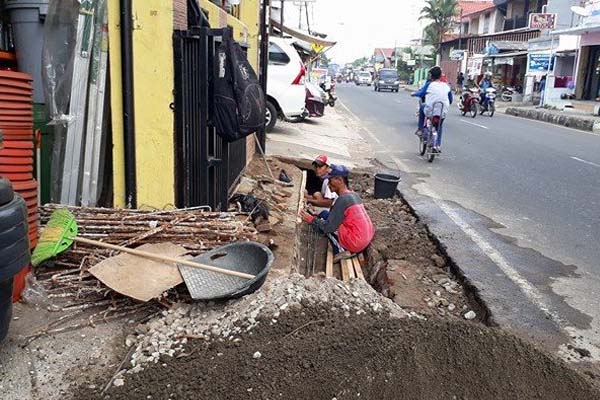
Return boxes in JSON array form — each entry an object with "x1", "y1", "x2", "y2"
[
  {"x1": 352, "y1": 257, "x2": 365, "y2": 280},
  {"x1": 296, "y1": 170, "x2": 307, "y2": 223},
  {"x1": 326, "y1": 243, "x2": 333, "y2": 278}
]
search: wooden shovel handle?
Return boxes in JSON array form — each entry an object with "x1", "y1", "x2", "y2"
[{"x1": 73, "y1": 237, "x2": 255, "y2": 280}]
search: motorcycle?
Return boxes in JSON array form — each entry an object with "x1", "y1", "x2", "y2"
[
  {"x1": 500, "y1": 85, "x2": 522, "y2": 102},
  {"x1": 320, "y1": 81, "x2": 337, "y2": 107},
  {"x1": 480, "y1": 87, "x2": 496, "y2": 117},
  {"x1": 459, "y1": 88, "x2": 480, "y2": 118}
]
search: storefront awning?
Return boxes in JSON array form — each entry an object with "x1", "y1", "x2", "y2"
[
  {"x1": 488, "y1": 51, "x2": 528, "y2": 66},
  {"x1": 552, "y1": 24, "x2": 600, "y2": 36},
  {"x1": 269, "y1": 19, "x2": 337, "y2": 49}
]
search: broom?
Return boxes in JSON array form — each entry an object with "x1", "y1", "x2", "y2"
[{"x1": 31, "y1": 208, "x2": 255, "y2": 279}]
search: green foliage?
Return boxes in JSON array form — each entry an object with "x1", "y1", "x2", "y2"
[
  {"x1": 420, "y1": 0, "x2": 459, "y2": 53},
  {"x1": 352, "y1": 56, "x2": 369, "y2": 67}
]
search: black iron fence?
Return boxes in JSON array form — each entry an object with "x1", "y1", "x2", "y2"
[{"x1": 173, "y1": 27, "x2": 246, "y2": 211}]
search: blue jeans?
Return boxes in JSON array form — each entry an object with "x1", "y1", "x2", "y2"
[
  {"x1": 318, "y1": 210, "x2": 330, "y2": 220},
  {"x1": 435, "y1": 119, "x2": 444, "y2": 147},
  {"x1": 418, "y1": 103, "x2": 426, "y2": 130}
]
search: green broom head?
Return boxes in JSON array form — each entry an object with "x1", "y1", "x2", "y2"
[{"x1": 31, "y1": 208, "x2": 78, "y2": 267}]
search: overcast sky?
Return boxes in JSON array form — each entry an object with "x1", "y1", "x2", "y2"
[{"x1": 279, "y1": 0, "x2": 427, "y2": 64}]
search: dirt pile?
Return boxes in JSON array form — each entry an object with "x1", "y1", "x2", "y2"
[
  {"x1": 83, "y1": 300, "x2": 599, "y2": 400},
  {"x1": 120, "y1": 274, "x2": 407, "y2": 375}
]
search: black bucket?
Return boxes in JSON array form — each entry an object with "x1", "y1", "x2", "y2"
[
  {"x1": 374, "y1": 173, "x2": 400, "y2": 199},
  {"x1": 0, "y1": 277, "x2": 13, "y2": 342}
]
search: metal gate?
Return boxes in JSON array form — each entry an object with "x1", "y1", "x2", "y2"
[{"x1": 173, "y1": 27, "x2": 247, "y2": 210}]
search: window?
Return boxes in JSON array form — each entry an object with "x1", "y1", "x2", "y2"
[
  {"x1": 268, "y1": 42, "x2": 290, "y2": 65},
  {"x1": 483, "y1": 13, "x2": 491, "y2": 34}
]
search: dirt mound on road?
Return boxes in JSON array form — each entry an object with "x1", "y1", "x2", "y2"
[{"x1": 89, "y1": 307, "x2": 599, "y2": 400}]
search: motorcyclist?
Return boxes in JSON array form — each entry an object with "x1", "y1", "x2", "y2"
[
  {"x1": 461, "y1": 74, "x2": 479, "y2": 106},
  {"x1": 411, "y1": 73, "x2": 431, "y2": 137},
  {"x1": 423, "y1": 66, "x2": 453, "y2": 153},
  {"x1": 479, "y1": 71, "x2": 494, "y2": 107}
]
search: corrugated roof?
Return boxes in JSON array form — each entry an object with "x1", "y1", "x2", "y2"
[
  {"x1": 459, "y1": 0, "x2": 495, "y2": 18},
  {"x1": 374, "y1": 48, "x2": 395, "y2": 59}
]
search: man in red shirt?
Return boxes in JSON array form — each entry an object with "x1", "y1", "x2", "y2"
[{"x1": 300, "y1": 165, "x2": 375, "y2": 261}]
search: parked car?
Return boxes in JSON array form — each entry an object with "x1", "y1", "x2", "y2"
[
  {"x1": 266, "y1": 37, "x2": 307, "y2": 131},
  {"x1": 374, "y1": 69, "x2": 400, "y2": 92},
  {"x1": 355, "y1": 71, "x2": 373, "y2": 86}
]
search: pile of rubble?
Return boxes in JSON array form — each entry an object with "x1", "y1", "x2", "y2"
[{"x1": 124, "y1": 274, "x2": 409, "y2": 374}]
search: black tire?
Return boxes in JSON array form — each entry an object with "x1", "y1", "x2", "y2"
[
  {"x1": 0, "y1": 221, "x2": 28, "y2": 248},
  {"x1": 419, "y1": 137, "x2": 427, "y2": 156},
  {"x1": 0, "y1": 196, "x2": 27, "y2": 233},
  {"x1": 470, "y1": 103, "x2": 478, "y2": 118},
  {"x1": 489, "y1": 103, "x2": 495, "y2": 117},
  {"x1": 428, "y1": 152, "x2": 435, "y2": 163},
  {"x1": 0, "y1": 278, "x2": 13, "y2": 343},
  {"x1": 0, "y1": 179, "x2": 13, "y2": 207},
  {"x1": 265, "y1": 101, "x2": 278, "y2": 132}
]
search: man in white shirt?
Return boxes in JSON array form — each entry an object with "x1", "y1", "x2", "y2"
[
  {"x1": 423, "y1": 66, "x2": 453, "y2": 152},
  {"x1": 305, "y1": 155, "x2": 338, "y2": 218}
]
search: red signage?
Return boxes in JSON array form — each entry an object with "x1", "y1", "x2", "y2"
[{"x1": 529, "y1": 13, "x2": 557, "y2": 30}]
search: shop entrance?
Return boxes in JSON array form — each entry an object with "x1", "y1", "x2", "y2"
[{"x1": 583, "y1": 46, "x2": 600, "y2": 100}]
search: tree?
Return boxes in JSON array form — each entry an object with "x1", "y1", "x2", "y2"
[
  {"x1": 352, "y1": 57, "x2": 368, "y2": 67},
  {"x1": 420, "y1": 0, "x2": 459, "y2": 55}
]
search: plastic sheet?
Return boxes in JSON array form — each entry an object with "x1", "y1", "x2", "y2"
[{"x1": 42, "y1": 0, "x2": 108, "y2": 204}]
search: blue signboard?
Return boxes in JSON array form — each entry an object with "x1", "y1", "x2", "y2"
[{"x1": 528, "y1": 53, "x2": 554, "y2": 72}]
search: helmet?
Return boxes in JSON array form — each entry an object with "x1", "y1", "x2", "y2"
[
  {"x1": 468, "y1": 74, "x2": 475, "y2": 80},
  {"x1": 485, "y1": 71, "x2": 493, "y2": 77}
]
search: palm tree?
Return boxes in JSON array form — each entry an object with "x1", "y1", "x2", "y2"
[{"x1": 420, "y1": 0, "x2": 459, "y2": 55}]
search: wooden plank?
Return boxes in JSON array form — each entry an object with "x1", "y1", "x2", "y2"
[
  {"x1": 296, "y1": 170, "x2": 308, "y2": 223},
  {"x1": 352, "y1": 257, "x2": 365, "y2": 280},
  {"x1": 326, "y1": 243, "x2": 334, "y2": 278},
  {"x1": 340, "y1": 259, "x2": 349, "y2": 282},
  {"x1": 358, "y1": 253, "x2": 366, "y2": 267},
  {"x1": 341, "y1": 258, "x2": 356, "y2": 281}
]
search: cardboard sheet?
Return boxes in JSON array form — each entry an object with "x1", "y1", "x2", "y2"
[{"x1": 89, "y1": 242, "x2": 187, "y2": 302}]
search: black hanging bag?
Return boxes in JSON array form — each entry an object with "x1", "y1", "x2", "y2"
[{"x1": 214, "y1": 35, "x2": 265, "y2": 142}]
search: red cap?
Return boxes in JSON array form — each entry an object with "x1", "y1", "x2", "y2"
[{"x1": 312, "y1": 154, "x2": 329, "y2": 167}]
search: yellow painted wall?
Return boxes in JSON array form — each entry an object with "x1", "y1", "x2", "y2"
[
  {"x1": 131, "y1": 0, "x2": 175, "y2": 208},
  {"x1": 107, "y1": 0, "x2": 175, "y2": 208}
]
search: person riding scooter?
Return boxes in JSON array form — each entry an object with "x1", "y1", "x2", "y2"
[{"x1": 479, "y1": 72, "x2": 494, "y2": 107}]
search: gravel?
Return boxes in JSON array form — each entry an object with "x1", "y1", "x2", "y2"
[{"x1": 125, "y1": 274, "x2": 408, "y2": 374}]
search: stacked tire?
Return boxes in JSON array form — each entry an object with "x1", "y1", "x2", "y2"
[
  {"x1": 0, "y1": 178, "x2": 30, "y2": 342},
  {"x1": 0, "y1": 70, "x2": 38, "y2": 301}
]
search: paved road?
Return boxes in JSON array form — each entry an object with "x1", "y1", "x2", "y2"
[{"x1": 337, "y1": 83, "x2": 600, "y2": 358}]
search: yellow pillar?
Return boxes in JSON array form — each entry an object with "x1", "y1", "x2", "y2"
[
  {"x1": 107, "y1": 0, "x2": 176, "y2": 208},
  {"x1": 131, "y1": 0, "x2": 175, "y2": 208}
]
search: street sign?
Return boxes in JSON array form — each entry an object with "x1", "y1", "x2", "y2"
[
  {"x1": 529, "y1": 13, "x2": 557, "y2": 30},
  {"x1": 450, "y1": 50, "x2": 465, "y2": 61},
  {"x1": 528, "y1": 53, "x2": 555, "y2": 72},
  {"x1": 402, "y1": 53, "x2": 412, "y2": 62}
]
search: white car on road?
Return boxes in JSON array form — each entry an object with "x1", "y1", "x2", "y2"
[
  {"x1": 355, "y1": 71, "x2": 373, "y2": 86},
  {"x1": 266, "y1": 37, "x2": 306, "y2": 131}
]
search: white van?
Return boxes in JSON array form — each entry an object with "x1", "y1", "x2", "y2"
[{"x1": 266, "y1": 37, "x2": 307, "y2": 131}]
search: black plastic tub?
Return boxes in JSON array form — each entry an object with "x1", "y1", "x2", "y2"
[
  {"x1": 0, "y1": 277, "x2": 13, "y2": 342},
  {"x1": 374, "y1": 173, "x2": 400, "y2": 199}
]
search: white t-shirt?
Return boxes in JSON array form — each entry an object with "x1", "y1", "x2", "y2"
[
  {"x1": 322, "y1": 178, "x2": 338, "y2": 202},
  {"x1": 424, "y1": 81, "x2": 451, "y2": 118}
]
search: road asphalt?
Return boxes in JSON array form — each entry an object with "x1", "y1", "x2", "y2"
[{"x1": 336, "y1": 83, "x2": 600, "y2": 361}]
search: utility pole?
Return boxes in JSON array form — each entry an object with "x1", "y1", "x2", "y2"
[{"x1": 280, "y1": 0, "x2": 285, "y2": 37}]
